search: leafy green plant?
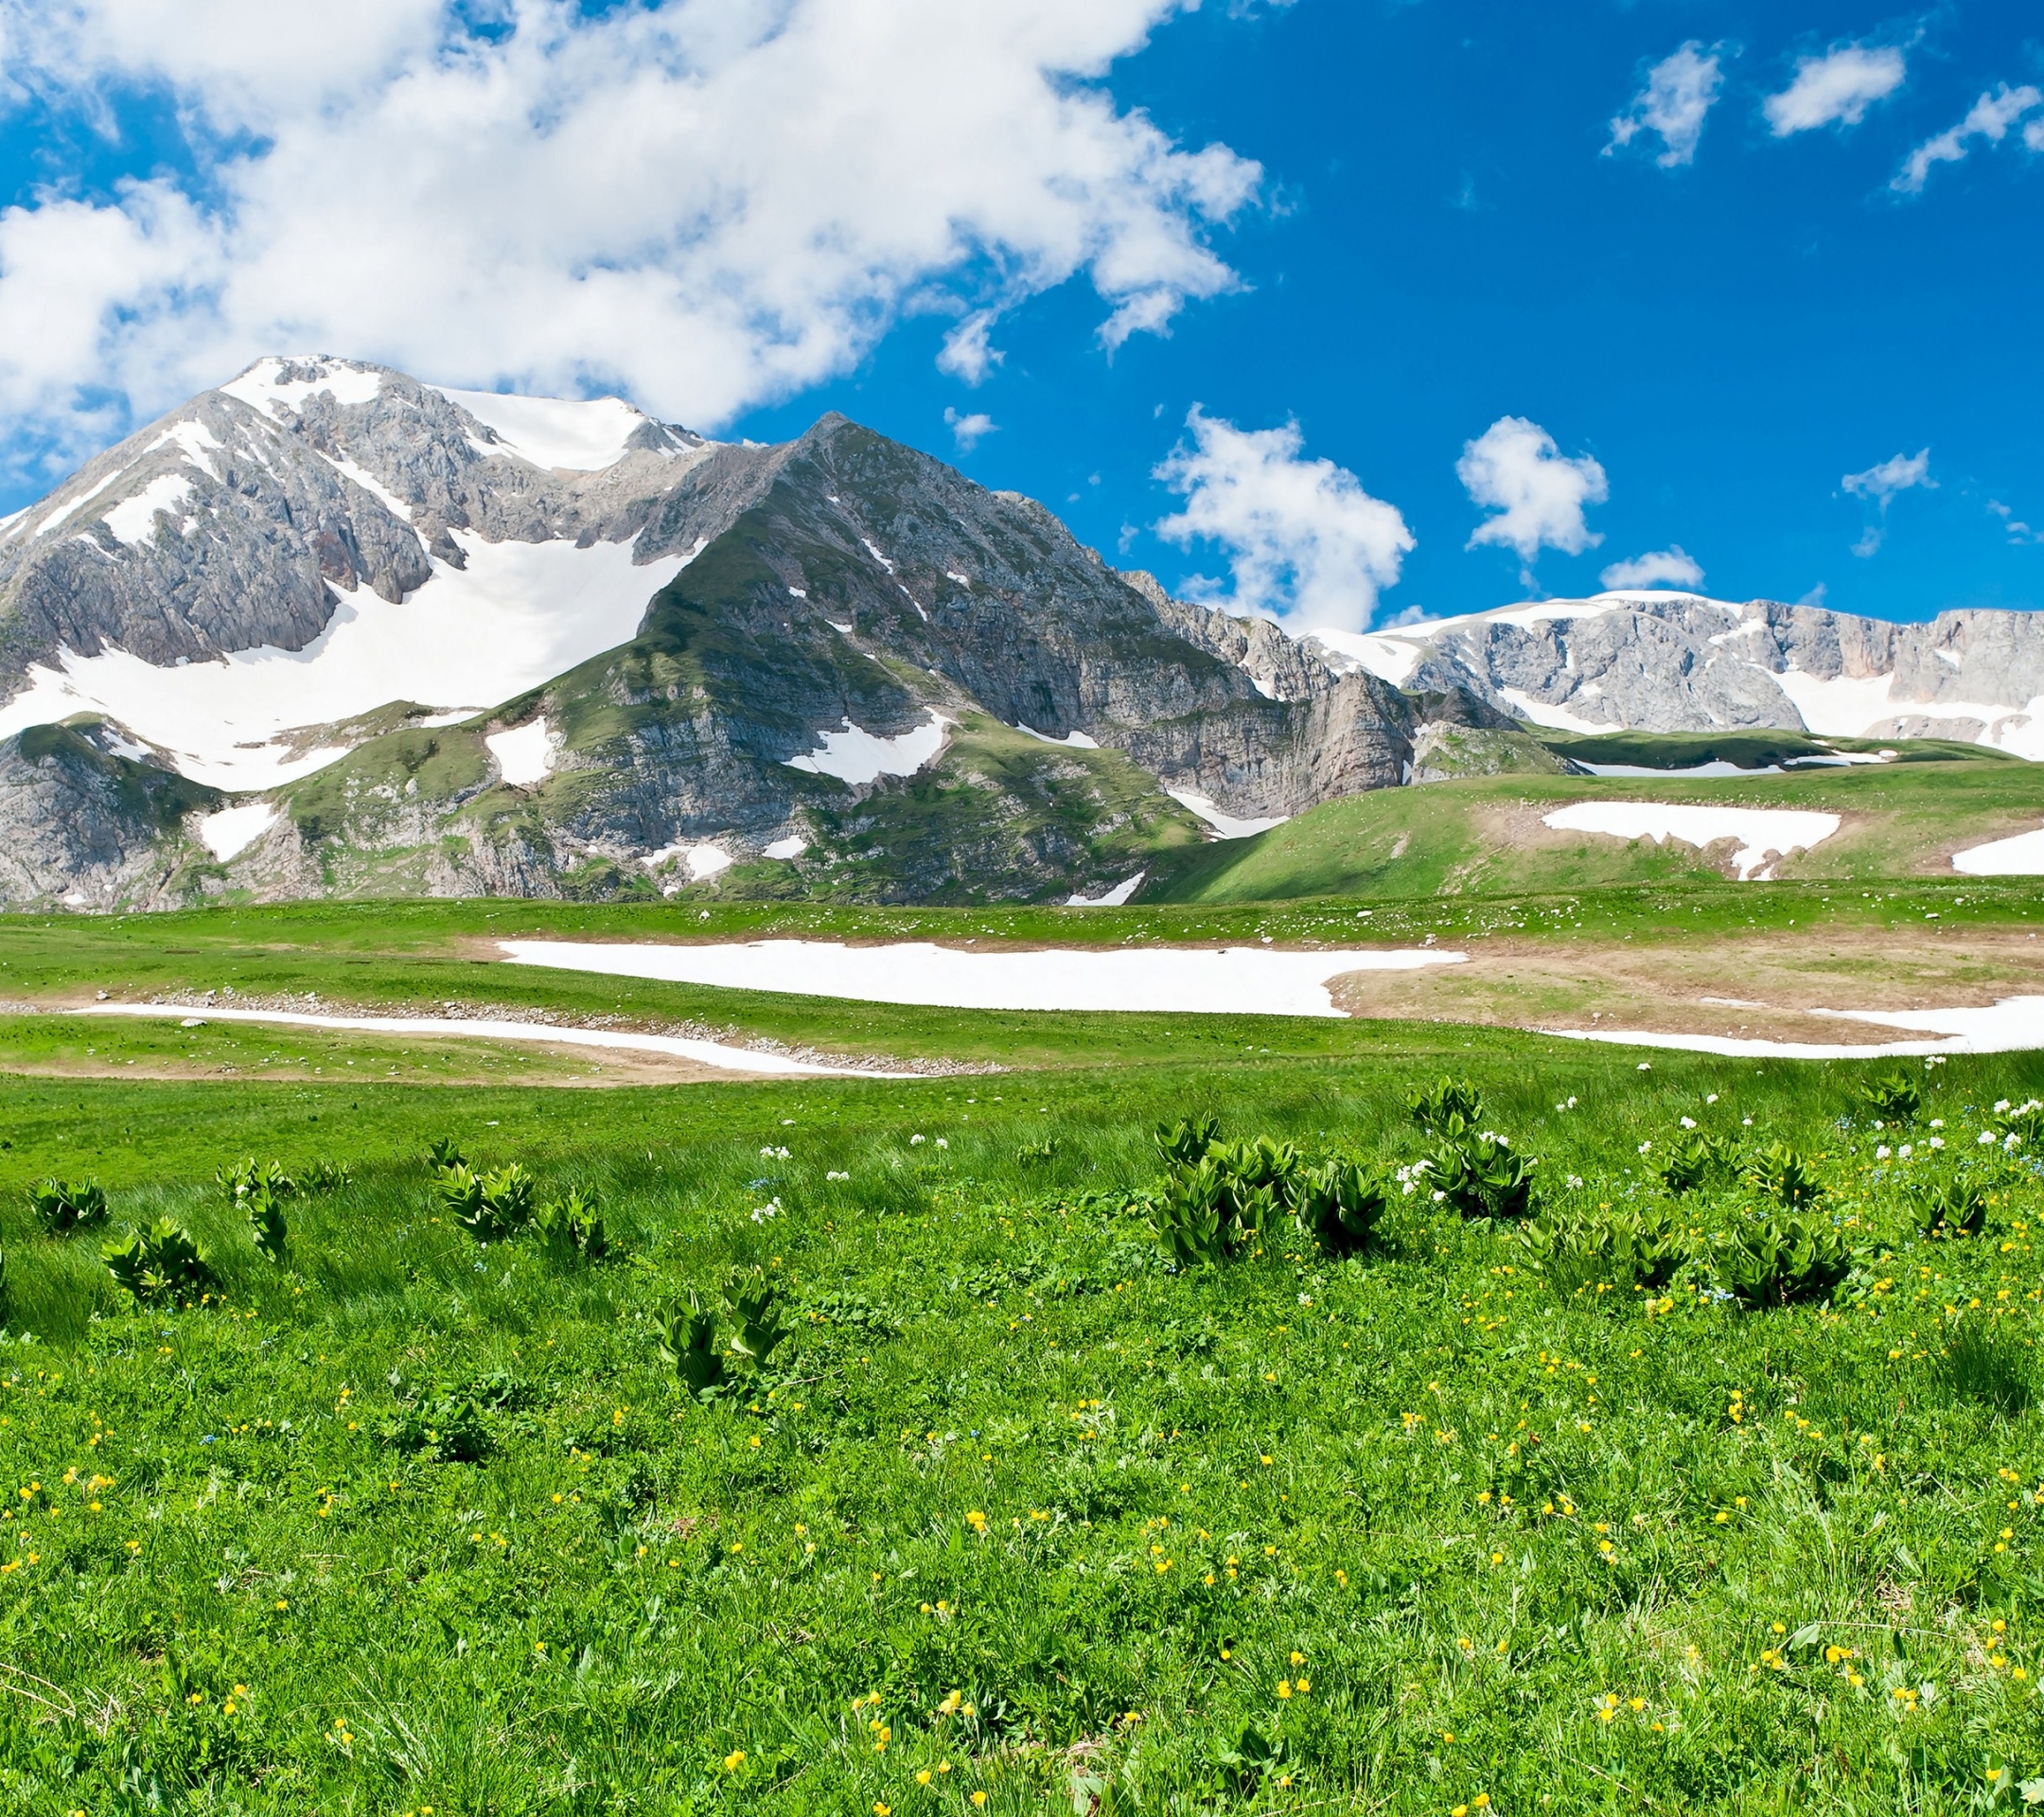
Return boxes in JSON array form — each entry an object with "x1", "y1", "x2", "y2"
[
  {"x1": 440, "y1": 1162, "x2": 537, "y2": 1242},
  {"x1": 102, "y1": 1220, "x2": 216, "y2": 1307},
  {"x1": 1710, "y1": 1210, "x2": 1850, "y2": 1308},
  {"x1": 427, "y1": 1138, "x2": 467, "y2": 1172},
  {"x1": 533, "y1": 1188, "x2": 608, "y2": 1265},
  {"x1": 1291, "y1": 1158, "x2": 1388, "y2": 1259},
  {"x1": 29, "y1": 1179, "x2": 107, "y2": 1235},
  {"x1": 1858, "y1": 1071, "x2": 1922, "y2": 1124},
  {"x1": 1408, "y1": 1077, "x2": 1484, "y2": 1136},
  {"x1": 302, "y1": 1159, "x2": 352, "y2": 1194},
  {"x1": 1744, "y1": 1142, "x2": 1825, "y2": 1213},
  {"x1": 1521, "y1": 1202, "x2": 1688, "y2": 1295},
  {"x1": 1914, "y1": 1173, "x2": 1988, "y2": 1239},
  {"x1": 1015, "y1": 1138, "x2": 1060, "y2": 1166},
  {"x1": 245, "y1": 1184, "x2": 289, "y2": 1263},
  {"x1": 1423, "y1": 1129, "x2": 1537, "y2": 1221},
  {"x1": 723, "y1": 1266, "x2": 788, "y2": 1370},
  {"x1": 384, "y1": 1392, "x2": 493, "y2": 1463},
  {"x1": 661, "y1": 1294, "x2": 729, "y2": 1401},
  {"x1": 1658, "y1": 1132, "x2": 1737, "y2": 1197},
  {"x1": 220, "y1": 1157, "x2": 295, "y2": 1202},
  {"x1": 1154, "y1": 1115, "x2": 1220, "y2": 1170}
]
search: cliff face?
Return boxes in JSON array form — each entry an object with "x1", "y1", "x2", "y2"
[
  {"x1": 1315, "y1": 592, "x2": 2044, "y2": 754},
  {"x1": 0, "y1": 364, "x2": 1420, "y2": 908}
]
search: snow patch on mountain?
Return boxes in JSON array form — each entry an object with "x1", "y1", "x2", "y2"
[
  {"x1": 0, "y1": 536, "x2": 688, "y2": 790},
  {"x1": 1168, "y1": 790, "x2": 1290, "y2": 839},
  {"x1": 1953, "y1": 823, "x2": 2044, "y2": 875},
  {"x1": 486, "y1": 718, "x2": 555, "y2": 786},
  {"x1": 198, "y1": 803, "x2": 277, "y2": 861},
  {"x1": 432, "y1": 388, "x2": 658, "y2": 472},
  {"x1": 103, "y1": 474, "x2": 194, "y2": 546},
  {"x1": 784, "y1": 711, "x2": 953, "y2": 785},
  {"x1": 221, "y1": 356, "x2": 384, "y2": 415}
]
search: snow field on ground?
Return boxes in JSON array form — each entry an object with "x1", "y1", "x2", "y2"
[
  {"x1": 1951, "y1": 823, "x2": 2044, "y2": 876},
  {"x1": 1541, "y1": 802, "x2": 1841, "y2": 879},
  {"x1": 500, "y1": 938, "x2": 1467, "y2": 1017},
  {"x1": 0, "y1": 536, "x2": 687, "y2": 792},
  {"x1": 1066, "y1": 874, "x2": 1147, "y2": 908},
  {"x1": 76, "y1": 1003, "x2": 892, "y2": 1078},
  {"x1": 784, "y1": 712, "x2": 952, "y2": 785},
  {"x1": 1550, "y1": 996, "x2": 2044, "y2": 1062}
]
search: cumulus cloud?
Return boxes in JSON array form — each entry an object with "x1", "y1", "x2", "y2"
[
  {"x1": 1599, "y1": 546, "x2": 1705, "y2": 592},
  {"x1": 1607, "y1": 42, "x2": 1727, "y2": 168},
  {"x1": 1153, "y1": 408, "x2": 1414, "y2": 633},
  {"x1": 1843, "y1": 447, "x2": 1933, "y2": 556},
  {"x1": 1763, "y1": 43, "x2": 1907, "y2": 135},
  {"x1": 943, "y1": 408, "x2": 996, "y2": 450},
  {"x1": 1457, "y1": 416, "x2": 1609, "y2": 579},
  {"x1": 0, "y1": 0, "x2": 1271, "y2": 466},
  {"x1": 1894, "y1": 84, "x2": 2043, "y2": 194}
]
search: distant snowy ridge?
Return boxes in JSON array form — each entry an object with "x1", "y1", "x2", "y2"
[{"x1": 1302, "y1": 590, "x2": 2044, "y2": 759}]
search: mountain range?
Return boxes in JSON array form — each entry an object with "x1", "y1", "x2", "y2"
[{"x1": 0, "y1": 355, "x2": 2039, "y2": 909}]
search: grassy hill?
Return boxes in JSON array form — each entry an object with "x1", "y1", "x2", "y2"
[{"x1": 1148, "y1": 741, "x2": 2044, "y2": 903}]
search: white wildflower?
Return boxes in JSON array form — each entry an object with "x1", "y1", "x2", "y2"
[
  {"x1": 1638, "y1": 1141, "x2": 1652, "y2": 1155},
  {"x1": 1928, "y1": 1138, "x2": 1944, "y2": 1151},
  {"x1": 1876, "y1": 1146, "x2": 1892, "y2": 1161},
  {"x1": 1680, "y1": 1117, "x2": 1697, "y2": 1130},
  {"x1": 1930, "y1": 1119, "x2": 1945, "y2": 1129},
  {"x1": 1898, "y1": 1144, "x2": 1912, "y2": 1159},
  {"x1": 1705, "y1": 1093, "x2": 1718, "y2": 1104},
  {"x1": 1637, "y1": 1063, "x2": 1652, "y2": 1072},
  {"x1": 910, "y1": 1134, "x2": 926, "y2": 1146},
  {"x1": 1982, "y1": 1131, "x2": 1999, "y2": 1147},
  {"x1": 935, "y1": 1138, "x2": 949, "y2": 1150},
  {"x1": 826, "y1": 1170, "x2": 851, "y2": 1182}
]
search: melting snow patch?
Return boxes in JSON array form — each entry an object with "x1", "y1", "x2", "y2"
[
  {"x1": 1542, "y1": 802, "x2": 1841, "y2": 879},
  {"x1": 784, "y1": 711, "x2": 951, "y2": 785},
  {"x1": 1546, "y1": 997, "x2": 2044, "y2": 1062},
  {"x1": 860, "y1": 538, "x2": 897, "y2": 573},
  {"x1": 1952, "y1": 823, "x2": 2044, "y2": 875},
  {"x1": 77, "y1": 1001, "x2": 892, "y2": 1077},
  {"x1": 433, "y1": 388, "x2": 655, "y2": 472},
  {"x1": 103, "y1": 474, "x2": 193, "y2": 547},
  {"x1": 149, "y1": 420, "x2": 225, "y2": 480},
  {"x1": 687, "y1": 846, "x2": 732, "y2": 881},
  {"x1": 198, "y1": 803, "x2": 277, "y2": 861},
  {"x1": 1576, "y1": 761, "x2": 1778, "y2": 779},
  {"x1": 486, "y1": 717, "x2": 555, "y2": 786},
  {"x1": 1016, "y1": 724, "x2": 1100, "y2": 750},
  {"x1": 827, "y1": 621, "x2": 854, "y2": 635},
  {"x1": 1067, "y1": 873, "x2": 1146, "y2": 907},
  {"x1": 501, "y1": 937, "x2": 1467, "y2": 1017},
  {"x1": 321, "y1": 452, "x2": 411, "y2": 520},
  {"x1": 763, "y1": 836, "x2": 809, "y2": 860},
  {"x1": 1168, "y1": 790, "x2": 1289, "y2": 839}
]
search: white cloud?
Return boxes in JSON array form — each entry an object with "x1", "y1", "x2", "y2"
[
  {"x1": 0, "y1": 0, "x2": 1271, "y2": 464},
  {"x1": 1457, "y1": 415, "x2": 1609, "y2": 576},
  {"x1": 1763, "y1": 43, "x2": 1907, "y2": 135},
  {"x1": 1843, "y1": 447, "x2": 1933, "y2": 556},
  {"x1": 1599, "y1": 546, "x2": 1704, "y2": 591},
  {"x1": 1894, "y1": 84, "x2": 2043, "y2": 194},
  {"x1": 1607, "y1": 43, "x2": 1726, "y2": 168},
  {"x1": 943, "y1": 408, "x2": 996, "y2": 450},
  {"x1": 1153, "y1": 407, "x2": 1414, "y2": 633},
  {"x1": 936, "y1": 311, "x2": 1005, "y2": 386}
]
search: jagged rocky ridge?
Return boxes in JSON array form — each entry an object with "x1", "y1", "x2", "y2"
[{"x1": 0, "y1": 358, "x2": 1485, "y2": 908}]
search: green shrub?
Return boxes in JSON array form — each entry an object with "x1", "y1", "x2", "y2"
[
  {"x1": 1658, "y1": 1132, "x2": 1737, "y2": 1196},
  {"x1": 29, "y1": 1179, "x2": 107, "y2": 1235},
  {"x1": 427, "y1": 1138, "x2": 467, "y2": 1172},
  {"x1": 220, "y1": 1157, "x2": 295, "y2": 1202},
  {"x1": 1423, "y1": 1129, "x2": 1537, "y2": 1221},
  {"x1": 532, "y1": 1189, "x2": 608, "y2": 1265},
  {"x1": 384, "y1": 1392, "x2": 492, "y2": 1463},
  {"x1": 1744, "y1": 1142, "x2": 1825, "y2": 1213},
  {"x1": 723, "y1": 1266, "x2": 788, "y2": 1369},
  {"x1": 659, "y1": 1269, "x2": 789, "y2": 1401},
  {"x1": 1408, "y1": 1077, "x2": 1484, "y2": 1136},
  {"x1": 302, "y1": 1159, "x2": 352, "y2": 1194},
  {"x1": 1914, "y1": 1173, "x2": 1988, "y2": 1239},
  {"x1": 1154, "y1": 1115, "x2": 1220, "y2": 1170},
  {"x1": 1858, "y1": 1071, "x2": 1922, "y2": 1124},
  {"x1": 246, "y1": 1185, "x2": 289, "y2": 1264},
  {"x1": 102, "y1": 1220, "x2": 216, "y2": 1307},
  {"x1": 661, "y1": 1296, "x2": 727, "y2": 1401},
  {"x1": 1015, "y1": 1138, "x2": 1060, "y2": 1166},
  {"x1": 1520, "y1": 1201, "x2": 1688, "y2": 1295},
  {"x1": 1292, "y1": 1158, "x2": 1387, "y2": 1259},
  {"x1": 1709, "y1": 1210, "x2": 1850, "y2": 1308}
]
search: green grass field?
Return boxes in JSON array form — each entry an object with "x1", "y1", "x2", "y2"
[{"x1": 6, "y1": 890, "x2": 2044, "y2": 1811}]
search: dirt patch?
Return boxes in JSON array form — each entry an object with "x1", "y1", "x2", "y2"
[{"x1": 1328, "y1": 925, "x2": 2044, "y2": 1045}]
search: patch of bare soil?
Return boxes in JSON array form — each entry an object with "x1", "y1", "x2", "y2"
[{"x1": 1328, "y1": 926, "x2": 2044, "y2": 1044}]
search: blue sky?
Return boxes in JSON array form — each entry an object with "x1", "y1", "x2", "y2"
[{"x1": 0, "y1": 1, "x2": 2038, "y2": 627}]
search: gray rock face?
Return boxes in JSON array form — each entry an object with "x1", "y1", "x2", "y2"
[{"x1": 1320, "y1": 593, "x2": 2044, "y2": 750}]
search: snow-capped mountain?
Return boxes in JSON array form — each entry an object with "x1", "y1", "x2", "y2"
[
  {"x1": 0, "y1": 357, "x2": 1446, "y2": 908},
  {"x1": 1306, "y1": 591, "x2": 2044, "y2": 759}
]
